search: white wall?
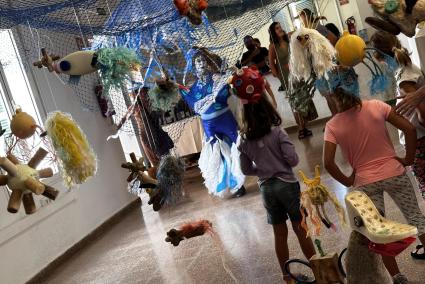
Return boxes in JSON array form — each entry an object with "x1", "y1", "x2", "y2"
[
  {"x1": 319, "y1": 0, "x2": 344, "y2": 32},
  {"x1": 0, "y1": 29, "x2": 136, "y2": 284}
]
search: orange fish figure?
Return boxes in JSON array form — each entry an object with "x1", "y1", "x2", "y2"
[{"x1": 174, "y1": 0, "x2": 209, "y2": 25}]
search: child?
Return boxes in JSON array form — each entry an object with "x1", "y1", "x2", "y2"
[
  {"x1": 234, "y1": 68, "x2": 315, "y2": 283},
  {"x1": 371, "y1": 31, "x2": 425, "y2": 201},
  {"x1": 323, "y1": 67, "x2": 425, "y2": 284}
]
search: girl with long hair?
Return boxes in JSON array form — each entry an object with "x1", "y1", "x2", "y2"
[
  {"x1": 268, "y1": 22, "x2": 315, "y2": 139},
  {"x1": 232, "y1": 67, "x2": 315, "y2": 284},
  {"x1": 238, "y1": 94, "x2": 315, "y2": 284},
  {"x1": 323, "y1": 67, "x2": 425, "y2": 284}
]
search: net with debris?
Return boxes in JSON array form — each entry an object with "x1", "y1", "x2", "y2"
[{"x1": 0, "y1": 0, "x2": 306, "y2": 149}]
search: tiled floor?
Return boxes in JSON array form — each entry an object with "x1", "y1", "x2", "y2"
[{"x1": 40, "y1": 123, "x2": 425, "y2": 284}]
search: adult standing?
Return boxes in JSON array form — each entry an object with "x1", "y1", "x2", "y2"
[
  {"x1": 269, "y1": 22, "x2": 315, "y2": 139},
  {"x1": 241, "y1": 35, "x2": 270, "y2": 75},
  {"x1": 298, "y1": 8, "x2": 339, "y2": 116},
  {"x1": 179, "y1": 47, "x2": 246, "y2": 198}
]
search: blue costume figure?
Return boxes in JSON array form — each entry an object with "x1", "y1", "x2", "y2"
[{"x1": 180, "y1": 47, "x2": 246, "y2": 197}]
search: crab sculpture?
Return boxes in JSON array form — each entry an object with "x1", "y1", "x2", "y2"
[
  {"x1": 367, "y1": 0, "x2": 425, "y2": 37},
  {"x1": 0, "y1": 148, "x2": 58, "y2": 214}
]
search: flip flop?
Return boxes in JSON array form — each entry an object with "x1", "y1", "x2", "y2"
[{"x1": 411, "y1": 244, "x2": 425, "y2": 259}]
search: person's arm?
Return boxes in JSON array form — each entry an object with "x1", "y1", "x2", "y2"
[
  {"x1": 395, "y1": 84, "x2": 425, "y2": 116},
  {"x1": 399, "y1": 81, "x2": 425, "y2": 124},
  {"x1": 239, "y1": 150, "x2": 257, "y2": 176},
  {"x1": 268, "y1": 44, "x2": 278, "y2": 77},
  {"x1": 264, "y1": 79, "x2": 277, "y2": 108},
  {"x1": 241, "y1": 48, "x2": 260, "y2": 66},
  {"x1": 326, "y1": 30, "x2": 338, "y2": 46},
  {"x1": 386, "y1": 109, "x2": 417, "y2": 166},
  {"x1": 278, "y1": 130, "x2": 299, "y2": 167},
  {"x1": 323, "y1": 141, "x2": 355, "y2": 187}
]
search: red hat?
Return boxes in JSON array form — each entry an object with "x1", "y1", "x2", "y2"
[{"x1": 231, "y1": 66, "x2": 265, "y2": 104}]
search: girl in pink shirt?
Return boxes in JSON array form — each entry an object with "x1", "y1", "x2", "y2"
[{"x1": 323, "y1": 67, "x2": 425, "y2": 283}]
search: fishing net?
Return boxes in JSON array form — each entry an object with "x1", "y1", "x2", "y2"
[{"x1": 0, "y1": 0, "x2": 318, "y2": 149}]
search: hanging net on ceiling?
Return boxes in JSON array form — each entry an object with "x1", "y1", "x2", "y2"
[{"x1": 0, "y1": 0, "x2": 300, "y2": 147}]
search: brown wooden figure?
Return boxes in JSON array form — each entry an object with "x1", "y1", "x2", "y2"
[
  {"x1": 0, "y1": 148, "x2": 59, "y2": 214},
  {"x1": 121, "y1": 152, "x2": 157, "y2": 185},
  {"x1": 309, "y1": 254, "x2": 345, "y2": 284},
  {"x1": 32, "y1": 48, "x2": 60, "y2": 72}
]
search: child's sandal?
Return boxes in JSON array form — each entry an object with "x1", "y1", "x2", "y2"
[{"x1": 411, "y1": 244, "x2": 425, "y2": 259}]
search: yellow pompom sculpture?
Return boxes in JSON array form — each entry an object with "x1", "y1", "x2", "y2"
[
  {"x1": 335, "y1": 31, "x2": 366, "y2": 67},
  {"x1": 45, "y1": 111, "x2": 97, "y2": 187}
]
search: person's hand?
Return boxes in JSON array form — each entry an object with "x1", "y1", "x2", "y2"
[
  {"x1": 395, "y1": 89, "x2": 424, "y2": 116},
  {"x1": 395, "y1": 156, "x2": 414, "y2": 167},
  {"x1": 345, "y1": 170, "x2": 356, "y2": 187},
  {"x1": 252, "y1": 47, "x2": 261, "y2": 56}
]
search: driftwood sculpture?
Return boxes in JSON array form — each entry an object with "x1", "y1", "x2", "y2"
[
  {"x1": 33, "y1": 48, "x2": 60, "y2": 72},
  {"x1": 0, "y1": 148, "x2": 58, "y2": 214},
  {"x1": 121, "y1": 153, "x2": 164, "y2": 211}
]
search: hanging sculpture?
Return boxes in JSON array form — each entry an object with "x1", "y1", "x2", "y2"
[
  {"x1": 0, "y1": 148, "x2": 58, "y2": 214},
  {"x1": 44, "y1": 111, "x2": 97, "y2": 187},
  {"x1": 10, "y1": 108, "x2": 39, "y2": 139},
  {"x1": 174, "y1": 0, "x2": 209, "y2": 25},
  {"x1": 121, "y1": 152, "x2": 164, "y2": 211},
  {"x1": 299, "y1": 166, "x2": 346, "y2": 236},
  {"x1": 121, "y1": 153, "x2": 185, "y2": 211},
  {"x1": 148, "y1": 78, "x2": 181, "y2": 112},
  {"x1": 367, "y1": 0, "x2": 425, "y2": 37},
  {"x1": 32, "y1": 47, "x2": 140, "y2": 98},
  {"x1": 165, "y1": 219, "x2": 213, "y2": 246}
]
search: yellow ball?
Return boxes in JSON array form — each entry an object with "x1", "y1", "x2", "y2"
[{"x1": 335, "y1": 31, "x2": 366, "y2": 67}]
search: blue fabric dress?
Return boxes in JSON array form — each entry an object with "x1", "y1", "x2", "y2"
[{"x1": 180, "y1": 74, "x2": 245, "y2": 196}]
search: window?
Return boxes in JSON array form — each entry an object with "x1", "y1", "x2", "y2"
[{"x1": 0, "y1": 29, "x2": 62, "y2": 231}]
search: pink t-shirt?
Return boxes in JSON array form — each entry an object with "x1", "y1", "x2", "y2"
[{"x1": 324, "y1": 100, "x2": 405, "y2": 187}]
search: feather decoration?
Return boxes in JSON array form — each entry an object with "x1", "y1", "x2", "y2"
[
  {"x1": 165, "y1": 219, "x2": 213, "y2": 246},
  {"x1": 157, "y1": 155, "x2": 185, "y2": 205},
  {"x1": 96, "y1": 47, "x2": 141, "y2": 98},
  {"x1": 290, "y1": 27, "x2": 336, "y2": 82},
  {"x1": 45, "y1": 111, "x2": 97, "y2": 187},
  {"x1": 148, "y1": 79, "x2": 181, "y2": 112}
]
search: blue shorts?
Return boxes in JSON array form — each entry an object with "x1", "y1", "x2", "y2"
[{"x1": 260, "y1": 178, "x2": 302, "y2": 225}]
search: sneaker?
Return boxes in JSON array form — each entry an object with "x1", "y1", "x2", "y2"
[{"x1": 393, "y1": 273, "x2": 409, "y2": 284}]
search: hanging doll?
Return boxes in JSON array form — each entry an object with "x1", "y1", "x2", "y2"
[
  {"x1": 299, "y1": 166, "x2": 346, "y2": 236},
  {"x1": 179, "y1": 47, "x2": 245, "y2": 197},
  {"x1": 367, "y1": 0, "x2": 425, "y2": 37}
]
